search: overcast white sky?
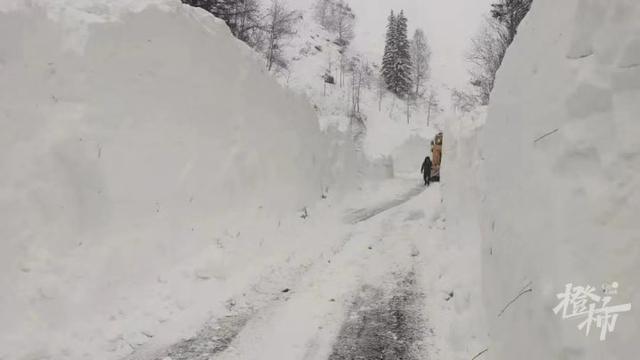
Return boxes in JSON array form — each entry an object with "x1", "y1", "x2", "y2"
[{"x1": 346, "y1": 0, "x2": 494, "y2": 89}]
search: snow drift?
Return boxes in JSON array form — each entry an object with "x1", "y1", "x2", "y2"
[
  {"x1": 0, "y1": 1, "x2": 353, "y2": 358},
  {"x1": 478, "y1": 0, "x2": 640, "y2": 358}
]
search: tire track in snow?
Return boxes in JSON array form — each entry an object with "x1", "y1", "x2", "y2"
[
  {"x1": 124, "y1": 258, "x2": 321, "y2": 360},
  {"x1": 126, "y1": 232, "x2": 358, "y2": 360},
  {"x1": 125, "y1": 182, "x2": 429, "y2": 360},
  {"x1": 344, "y1": 184, "x2": 426, "y2": 224},
  {"x1": 160, "y1": 312, "x2": 252, "y2": 360},
  {"x1": 327, "y1": 272, "x2": 428, "y2": 360}
]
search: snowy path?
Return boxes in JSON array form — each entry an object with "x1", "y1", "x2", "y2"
[
  {"x1": 343, "y1": 183, "x2": 426, "y2": 224},
  {"x1": 125, "y1": 179, "x2": 451, "y2": 360}
]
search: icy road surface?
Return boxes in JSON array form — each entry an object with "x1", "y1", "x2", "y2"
[{"x1": 124, "y1": 178, "x2": 465, "y2": 360}]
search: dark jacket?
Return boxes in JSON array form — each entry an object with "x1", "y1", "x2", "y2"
[{"x1": 421, "y1": 157, "x2": 432, "y2": 175}]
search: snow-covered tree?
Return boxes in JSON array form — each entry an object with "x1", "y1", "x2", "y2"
[
  {"x1": 348, "y1": 57, "x2": 373, "y2": 116},
  {"x1": 425, "y1": 90, "x2": 441, "y2": 125},
  {"x1": 381, "y1": 10, "x2": 412, "y2": 98},
  {"x1": 372, "y1": 63, "x2": 386, "y2": 111},
  {"x1": 394, "y1": 11, "x2": 412, "y2": 97},
  {"x1": 410, "y1": 28, "x2": 431, "y2": 98},
  {"x1": 313, "y1": 0, "x2": 332, "y2": 28},
  {"x1": 466, "y1": 1, "x2": 533, "y2": 105},
  {"x1": 467, "y1": 17, "x2": 509, "y2": 104},
  {"x1": 230, "y1": 0, "x2": 263, "y2": 48},
  {"x1": 490, "y1": 0, "x2": 533, "y2": 45},
  {"x1": 313, "y1": 0, "x2": 355, "y2": 46},
  {"x1": 263, "y1": 0, "x2": 300, "y2": 72},
  {"x1": 381, "y1": 10, "x2": 397, "y2": 93},
  {"x1": 451, "y1": 88, "x2": 481, "y2": 113},
  {"x1": 332, "y1": 1, "x2": 355, "y2": 46}
]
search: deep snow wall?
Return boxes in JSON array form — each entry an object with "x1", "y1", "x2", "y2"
[
  {"x1": 481, "y1": 0, "x2": 640, "y2": 358},
  {"x1": 0, "y1": 2, "x2": 353, "y2": 358},
  {"x1": 441, "y1": 109, "x2": 488, "y2": 358}
]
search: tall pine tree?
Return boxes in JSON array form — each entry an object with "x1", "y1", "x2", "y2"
[
  {"x1": 381, "y1": 10, "x2": 412, "y2": 97},
  {"x1": 394, "y1": 10, "x2": 412, "y2": 97},
  {"x1": 381, "y1": 10, "x2": 397, "y2": 91}
]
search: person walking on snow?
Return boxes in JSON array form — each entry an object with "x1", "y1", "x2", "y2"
[{"x1": 421, "y1": 156, "x2": 432, "y2": 186}]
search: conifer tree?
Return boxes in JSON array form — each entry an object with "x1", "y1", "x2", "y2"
[
  {"x1": 381, "y1": 11, "x2": 397, "y2": 92},
  {"x1": 394, "y1": 10, "x2": 412, "y2": 97},
  {"x1": 381, "y1": 10, "x2": 413, "y2": 97}
]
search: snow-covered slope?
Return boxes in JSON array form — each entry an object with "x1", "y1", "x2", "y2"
[
  {"x1": 479, "y1": 0, "x2": 640, "y2": 358},
  {"x1": 273, "y1": 6, "x2": 441, "y2": 175},
  {"x1": 0, "y1": 2, "x2": 355, "y2": 358}
]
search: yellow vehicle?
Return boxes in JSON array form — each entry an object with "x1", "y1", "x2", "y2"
[{"x1": 430, "y1": 132, "x2": 443, "y2": 181}]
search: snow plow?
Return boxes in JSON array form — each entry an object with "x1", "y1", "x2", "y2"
[{"x1": 430, "y1": 132, "x2": 443, "y2": 181}]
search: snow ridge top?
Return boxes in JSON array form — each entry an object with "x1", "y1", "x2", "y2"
[
  {"x1": 0, "y1": 0, "x2": 198, "y2": 53},
  {"x1": 0, "y1": 0, "x2": 179, "y2": 19}
]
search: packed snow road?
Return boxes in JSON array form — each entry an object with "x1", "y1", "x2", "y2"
[{"x1": 125, "y1": 178, "x2": 457, "y2": 360}]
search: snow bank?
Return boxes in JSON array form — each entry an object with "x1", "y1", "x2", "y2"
[
  {"x1": 440, "y1": 108, "x2": 488, "y2": 358},
  {"x1": 480, "y1": 0, "x2": 640, "y2": 358},
  {"x1": 0, "y1": 2, "x2": 352, "y2": 358}
]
